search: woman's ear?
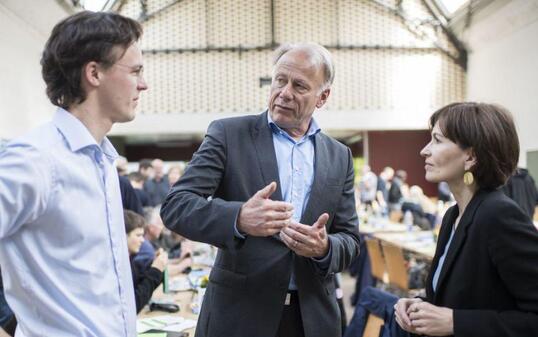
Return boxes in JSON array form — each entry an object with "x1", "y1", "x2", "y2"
[{"x1": 464, "y1": 148, "x2": 477, "y2": 171}]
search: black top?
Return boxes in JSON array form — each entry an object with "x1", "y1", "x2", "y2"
[{"x1": 130, "y1": 257, "x2": 163, "y2": 313}]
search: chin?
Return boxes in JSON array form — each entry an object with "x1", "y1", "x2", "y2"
[{"x1": 424, "y1": 173, "x2": 439, "y2": 183}]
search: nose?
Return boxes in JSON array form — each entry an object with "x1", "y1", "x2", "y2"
[
  {"x1": 138, "y1": 76, "x2": 148, "y2": 91},
  {"x1": 420, "y1": 142, "x2": 430, "y2": 157},
  {"x1": 279, "y1": 83, "x2": 293, "y2": 100}
]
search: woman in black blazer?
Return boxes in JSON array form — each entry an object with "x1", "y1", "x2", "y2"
[{"x1": 394, "y1": 102, "x2": 538, "y2": 337}]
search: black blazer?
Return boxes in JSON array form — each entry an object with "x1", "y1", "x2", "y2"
[
  {"x1": 426, "y1": 189, "x2": 538, "y2": 337},
  {"x1": 161, "y1": 111, "x2": 360, "y2": 337}
]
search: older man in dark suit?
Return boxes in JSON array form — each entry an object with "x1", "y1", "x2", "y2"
[{"x1": 161, "y1": 43, "x2": 360, "y2": 337}]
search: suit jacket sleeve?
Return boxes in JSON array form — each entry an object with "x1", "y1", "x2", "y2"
[
  {"x1": 160, "y1": 120, "x2": 243, "y2": 250},
  {"x1": 453, "y1": 199, "x2": 538, "y2": 337},
  {"x1": 318, "y1": 147, "x2": 361, "y2": 276}
]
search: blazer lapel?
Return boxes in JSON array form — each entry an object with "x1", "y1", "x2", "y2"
[
  {"x1": 433, "y1": 190, "x2": 489, "y2": 302},
  {"x1": 252, "y1": 110, "x2": 283, "y2": 201},
  {"x1": 300, "y1": 133, "x2": 329, "y2": 226}
]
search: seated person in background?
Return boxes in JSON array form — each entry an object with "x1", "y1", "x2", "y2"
[
  {"x1": 401, "y1": 185, "x2": 437, "y2": 229},
  {"x1": 124, "y1": 210, "x2": 168, "y2": 313},
  {"x1": 165, "y1": 232, "x2": 194, "y2": 276},
  {"x1": 167, "y1": 164, "x2": 183, "y2": 188},
  {"x1": 128, "y1": 172, "x2": 152, "y2": 207},
  {"x1": 438, "y1": 181, "x2": 453, "y2": 202},
  {"x1": 388, "y1": 169, "x2": 408, "y2": 210},
  {"x1": 133, "y1": 206, "x2": 163, "y2": 270}
]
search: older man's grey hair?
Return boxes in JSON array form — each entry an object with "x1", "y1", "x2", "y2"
[{"x1": 272, "y1": 43, "x2": 335, "y2": 92}]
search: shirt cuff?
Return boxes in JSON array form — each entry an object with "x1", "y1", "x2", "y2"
[
  {"x1": 311, "y1": 240, "x2": 332, "y2": 269},
  {"x1": 233, "y1": 212, "x2": 246, "y2": 239}
]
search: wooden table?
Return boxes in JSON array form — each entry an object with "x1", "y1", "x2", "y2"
[
  {"x1": 138, "y1": 279, "x2": 199, "y2": 336},
  {"x1": 372, "y1": 231, "x2": 436, "y2": 261}
]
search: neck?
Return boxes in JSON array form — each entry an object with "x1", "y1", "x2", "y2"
[
  {"x1": 68, "y1": 103, "x2": 112, "y2": 144},
  {"x1": 283, "y1": 126, "x2": 308, "y2": 141},
  {"x1": 448, "y1": 179, "x2": 478, "y2": 227}
]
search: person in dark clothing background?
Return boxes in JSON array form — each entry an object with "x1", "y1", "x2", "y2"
[
  {"x1": 502, "y1": 167, "x2": 538, "y2": 219},
  {"x1": 124, "y1": 210, "x2": 168, "y2": 313},
  {"x1": 119, "y1": 174, "x2": 144, "y2": 215},
  {"x1": 0, "y1": 270, "x2": 15, "y2": 335}
]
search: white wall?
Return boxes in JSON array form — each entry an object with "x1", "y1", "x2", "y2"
[
  {"x1": 0, "y1": 1, "x2": 71, "y2": 140},
  {"x1": 464, "y1": 0, "x2": 538, "y2": 167}
]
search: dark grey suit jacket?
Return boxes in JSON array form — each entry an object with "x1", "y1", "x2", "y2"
[{"x1": 161, "y1": 111, "x2": 360, "y2": 337}]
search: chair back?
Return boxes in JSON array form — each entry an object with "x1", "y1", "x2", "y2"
[
  {"x1": 362, "y1": 313, "x2": 384, "y2": 337},
  {"x1": 365, "y1": 239, "x2": 387, "y2": 282},
  {"x1": 381, "y1": 242, "x2": 409, "y2": 291}
]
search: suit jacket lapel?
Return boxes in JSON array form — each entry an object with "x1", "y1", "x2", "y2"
[
  {"x1": 300, "y1": 133, "x2": 328, "y2": 226},
  {"x1": 433, "y1": 189, "x2": 488, "y2": 302},
  {"x1": 252, "y1": 110, "x2": 283, "y2": 201}
]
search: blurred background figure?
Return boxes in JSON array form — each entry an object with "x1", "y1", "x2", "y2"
[
  {"x1": 128, "y1": 172, "x2": 152, "y2": 207},
  {"x1": 144, "y1": 158, "x2": 170, "y2": 206},
  {"x1": 359, "y1": 165, "x2": 378, "y2": 207},
  {"x1": 402, "y1": 185, "x2": 437, "y2": 229},
  {"x1": 388, "y1": 169, "x2": 408, "y2": 211},
  {"x1": 376, "y1": 166, "x2": 394, "y2": 216},
  {"x1": 502, "y1": 167, "x2": 538, "y2": 219},
  {"x1": 124, "y1": 210, "x2": 168, "y2": 313},
  {"x1": 115, "y1": 156, "x2": 129, "y2": 176},
  {"x1": 167, "y1": 164, "x2": 183, "y2": 188},
  {"x1": 138, "y1": 159, "x2": 154, "y2": 182}
]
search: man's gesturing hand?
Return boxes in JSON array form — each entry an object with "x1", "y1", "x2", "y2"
[
  {"x1": 237, "y1": 182, "x2": 294, "y2": 237},
  {"x1": 280, "y1": 213, "x2": 330, "y2": 258}
]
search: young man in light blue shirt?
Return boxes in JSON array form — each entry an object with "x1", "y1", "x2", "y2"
[{"x1": 0, "y1": 11, "x2": 148, "y2": 336}]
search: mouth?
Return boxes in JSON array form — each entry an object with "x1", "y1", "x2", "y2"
[
  {"x1": 275, "y1": 104, "x2": 294, "y2": 111},
  {"x1": 424, "y1": 163, "x2": 433, "y2": 170}
]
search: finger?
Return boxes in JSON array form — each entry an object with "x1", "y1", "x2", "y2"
[
  {"x1": 265, "y1": 209, "x2": 294, "y2": 221},
  {"x1": 264, "y1": 220, "x2": 291, "y2": 230},
  {"x1": 396, "y1": 307, "x2": 412, "y2": 326},
  {"x1": 314, "y1": 213, "x2": 329, "y2": 229},
  {"x1": 266, "y1": 200, "x2": 294, "y2": 212},
  {"x1": 395, "y1": 312, "x2": 413, "y2": 332},
  {"x1": 282, "y1": 227, "x2": 311, "y2": 244},
  {"x1": 279, "y1": 230, "x2": 296, "y2": 249},
  {"x1": 256, "y1": 182, "x2": 277, "y2": 199}
]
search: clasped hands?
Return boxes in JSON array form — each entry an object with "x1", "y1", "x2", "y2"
[
  {"x1": 237, "y1": 182, "x2": 329, "y2": 258},
  {"x1": 394, "y1": 298, "x2": 454, "y2": 336}
]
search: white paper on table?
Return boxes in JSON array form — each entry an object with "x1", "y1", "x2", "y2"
[
  {"x1": 136, "y1": 315, "x2": 186, "y2": 333},
  {"x1": 161, "y1": 319, "x2": 197, "y2": 332}
]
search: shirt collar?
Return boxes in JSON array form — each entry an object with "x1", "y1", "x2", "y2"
[
  {"x1": 53, "y1": 108, "x2": 118, "y2": 160},
  {"x1": 267, "y1": 110, "x2": 321, "y2": 141}
]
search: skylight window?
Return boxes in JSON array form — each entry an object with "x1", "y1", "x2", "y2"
[{"x1": 437, "y1": 0, "x2": 469, "y2": 15}]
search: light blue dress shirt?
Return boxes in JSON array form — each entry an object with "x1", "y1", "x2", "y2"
[
  {"x1": 0, "y1": 108, "x2": 136, "y2": 336},
  {"x1": 267, "y1": 113, "x2": 331, "y2": 290},
  {"x1": 432, "y1": 225, "x2": 456, "y2": 291}
]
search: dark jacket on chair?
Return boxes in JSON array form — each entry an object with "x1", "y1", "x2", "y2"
[
  {"x1": 426, "y1": 189, "x2": 538, "y2": 337},
  {"x1": 345, "y1": 286, "x2": 409, "y2": 337}
]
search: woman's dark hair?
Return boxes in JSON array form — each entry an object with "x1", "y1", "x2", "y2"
[
  {"x1": 41, "y1": 11, "x2": 143, "y2": 109},
  {"x1": 124, "y1": 210, "x2": 145, "y2": 234},
  {"x1": 429, "y1": 102, "x2": 519, "y2": 189}
]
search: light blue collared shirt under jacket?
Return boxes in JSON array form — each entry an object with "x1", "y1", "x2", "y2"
[
  {"x1": 268, "y1": 113, "x2": 331, "y2": 290},
  {"x1": 0, "y1": 108, "x2": 136, "y2": 337}
]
